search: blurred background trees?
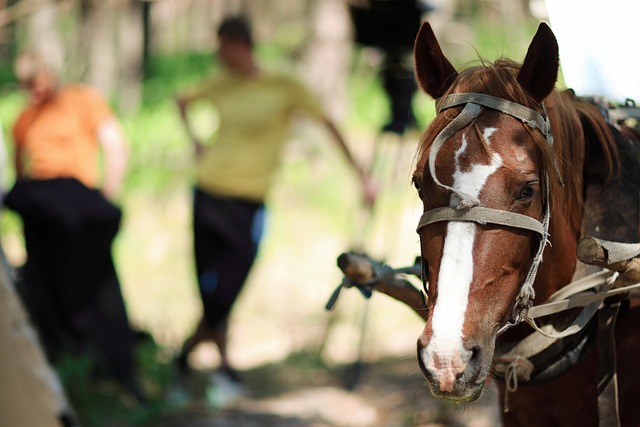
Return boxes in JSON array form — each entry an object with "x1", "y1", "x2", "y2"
[
  {"x1": 0, "y1": 1, "x2": 543, "y2": 425},
  {"x1": 0, "y1": 0, "x2": 545, "y2": 398},
  {"x1": 0, "y1": 0, "x2": 541, "y2": 113}
]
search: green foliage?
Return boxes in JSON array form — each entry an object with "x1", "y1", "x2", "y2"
[
  {"x1": 142, "y1": 52, "x2": 215, "y2": 107},
  {"x1": 0, "y1": 90, "x2": 25, "y2": 184},
  {"x1": 56, "y1": 338, "x2": 176, "y2": 427},
  {"x1": 470, "y1": 19, "x2": 540, "y2": 62},
  {"x1": 118, "y1": 102, "x2": 192, "y2": 196},
  {"x1": 0, "y1": 63, "x2": 16, "y2": 87},
  {"x1": 0, "y1": 20, "x2": 541, "y2": 424}
]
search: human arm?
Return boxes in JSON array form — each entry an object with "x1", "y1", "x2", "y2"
[
  {"x1": 176, "y1": 95, "x2": 205, "y2": 156},
  {"x1": 323, "y1": 117, "x2": 378, "y2": 206},
  {"x1": 13, "y1": 144, "x2": 25, "y2": 179},
  {"x1": 285, "y1": 75, "x2": 377, "y2": 205},
  {"x1": 11, "y1": 113, "x2": 30, "y2": 179},
  {"x1": 98, "y1": 118, "x2": 129, "y2": 200}
]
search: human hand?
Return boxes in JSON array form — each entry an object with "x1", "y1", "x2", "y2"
[
  {"x1": 194, "y1": 141, "x2": 205, "y2": 157},
  {"x1": 175, "y1": 95, "x2": 187, "y2": 110},
  {"x1": 176, "y1": 95, "x2": 205, "y2": 155},
  {"x1": 360, "y1": 171, "x2": 379, "y2": 207}
]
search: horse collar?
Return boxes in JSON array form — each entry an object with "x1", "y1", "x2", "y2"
[{"x1": 418, "y1": 92, "x2": 556, "y2": 334}]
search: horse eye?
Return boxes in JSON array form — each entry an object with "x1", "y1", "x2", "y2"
[
  {"x1": 517, "y1": 184, "x2": 537, "y2": 201},
  {"x1": 412, "y1": 176, "x2": 424, "y2": 199}
]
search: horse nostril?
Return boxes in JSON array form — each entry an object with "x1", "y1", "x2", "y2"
[{"x1": 470, "y1": 346, "x2": 481, "y2": 362}]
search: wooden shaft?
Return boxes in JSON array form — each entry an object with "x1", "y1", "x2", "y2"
[
  {"x1": 577, "y1": 236, "x2": 640, "y2": 282},
  {"x1": 337, "y1": 252, "x2": 374, "y2": 283},
  {"x1": 337, "y1": 252, "x2": 428, "y2": 320}
]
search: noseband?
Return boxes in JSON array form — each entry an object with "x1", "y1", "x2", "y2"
[{"x1": 416, "y1": 92, "x2": 559, "y2": 333}]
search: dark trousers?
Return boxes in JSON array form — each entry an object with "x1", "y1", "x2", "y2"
[
  {"x1": 4, "y1": 178, "x2": 135, "y2": 380},
  {"x1": 193, "y1": 188, "x2": 265, "y2": 328}
]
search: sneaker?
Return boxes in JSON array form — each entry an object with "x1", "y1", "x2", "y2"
[
  {"x1": 219, "y1": 366, "x2": 244, "y2": 384},
  {"x1": 166, "y1": 380, "x2": 190, "y2": 408},
  {"x1": 175, "y1": 353, "x2": 191, "y2": 376},
  {"x1": 204, "y1": 367, "x2": 246, "y2": 409}
]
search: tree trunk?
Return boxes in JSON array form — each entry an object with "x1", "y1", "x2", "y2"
[
  {"x1": 0, "y1": 244, "x2": 74, "y2": 427},
  {"x1": 116, "y1": 0, "x2": 144, "y2": 113},
  {"x1": 79, "y1": 0, "x2": 117, "y2": 97},
  {"x1": 24, "y1": 0, "x2": 64, "y2": 74},
  {"x1": 301, "y1": 0, "x2": 352, "y2": 122}
]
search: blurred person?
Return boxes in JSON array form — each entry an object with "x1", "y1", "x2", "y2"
[
  {"x1": 175, "y1": 16, "x2": 375, "y2": 397},
  {"x1": 4, "y1": 50, "x2": 142, "y2": 400},
  {"x1": 349, "y1": 0, "x2": 424, "y2": 135}
]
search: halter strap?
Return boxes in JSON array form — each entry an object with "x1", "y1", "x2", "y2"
[
  {"x1": 427, "y1": 102, "x2": 483, "y2": 207},
  {"x1": 435, "y1": 92, "x2": 563, "y2": 187},
  {"x1": 437, "y1": 93, "x2": 551, "y2": 138},
  {"x1": 417, "y1": 206, "x2": 544, "y2": 236},
  {"x1": 419, "y1": 91, "x2": 556, "y2": 330}
]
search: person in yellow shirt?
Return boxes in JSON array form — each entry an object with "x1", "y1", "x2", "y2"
[
  {"x1": 4, "y1": 51, "x2": 141, "y2": 400},
  {"x1": 175, "y1": 16, "x2": 375, "y2": 394}
]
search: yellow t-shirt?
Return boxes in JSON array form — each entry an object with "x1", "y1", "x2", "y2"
[
  {"x1": 12, "y1": 85, "x2": 113, "y2": 188},
  {"x1": 184, "y1": 70, "x2": 325, "y2": 202}
]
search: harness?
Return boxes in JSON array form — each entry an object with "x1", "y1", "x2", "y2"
[
  {"x1": 416, "y1": 92, "x2": 556, "y2": 332},
  {"x1": 416, "y1": 93, "x2": 639, "y2": 426},
  {"x1": 330, "y1": 92, "x2": 640, "y2": 426}
]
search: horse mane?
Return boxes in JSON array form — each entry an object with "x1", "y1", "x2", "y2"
[{"x1": 416, "y1": 58, "x2": 619, "y2": 234}]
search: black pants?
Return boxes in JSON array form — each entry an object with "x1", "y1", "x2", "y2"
[
  {"x1": 4, "y1": 178, "x2": 135, "y2": 380},
  {"x1": 193, "y1": 188, "x2": 265, "y2": 328}
]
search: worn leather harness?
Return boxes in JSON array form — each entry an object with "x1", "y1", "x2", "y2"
[
  {"x1": 416, "y1": 92, "x2": 554, "y2": 332},
  {"x1": 416, "y1": 92, "x2": 630, "y2": 426}
]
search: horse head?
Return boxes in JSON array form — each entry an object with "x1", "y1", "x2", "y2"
[{"x1": 412, "y1": 22, "x2": 564, "y2": 402}]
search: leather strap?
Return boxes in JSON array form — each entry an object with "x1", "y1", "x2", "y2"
[
  {"x1": 597, "y1": 301, "x2": 621, "y2": 427},
  {"x1": 416, "y1": 206, "x2": 544, "y2": 236},
  {"x1": 436, "y1": 92, "x2": 563, "y2": 185},
  {"x1": 437, "y1": 92, "x2": 551, "y2": 137},
  {"x1": 427, "y1": 102, "x2": 483, "y2": 208}
]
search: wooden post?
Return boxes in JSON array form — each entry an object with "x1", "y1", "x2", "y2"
[{"x1": 337, "y1": 252, "x2": 428, "y2": 320}]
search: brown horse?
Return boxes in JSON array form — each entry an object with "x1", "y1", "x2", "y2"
[{"x1": 412, "y1": 22, "x2": 640, "y2": 426}]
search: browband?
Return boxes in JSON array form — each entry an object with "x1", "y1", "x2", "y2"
[{"x1": 437, "y1": 92, "x2": 552, "y2": 138}]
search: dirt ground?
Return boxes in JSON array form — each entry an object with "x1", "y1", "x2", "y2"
[{"x1": 155, "y1": 355, "x2": 502, "y2": 427}]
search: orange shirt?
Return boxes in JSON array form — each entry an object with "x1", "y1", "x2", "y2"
[{"x1": 12, "y1": 85, "x2": 114, "y2": 188}]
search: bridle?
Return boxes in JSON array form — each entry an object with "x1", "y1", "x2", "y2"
[{"x1": 416, "y1": 92, "x2": 560, "y2": 334}]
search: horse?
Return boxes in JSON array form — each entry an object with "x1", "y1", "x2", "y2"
[{"x1": 411, "y1": 21, "x2": 640, "y2": 426}]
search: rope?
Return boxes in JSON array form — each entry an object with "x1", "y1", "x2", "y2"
[
  {"x1": 516, "y1": 181, "x2": 551, "y2": 310},
  {"x1": 501, "y1": 355, "x2": 534, "y2": 413}
]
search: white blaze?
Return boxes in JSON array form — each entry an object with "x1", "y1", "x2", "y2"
[{"x1": 423, "y1": 127, "x2": 502, "y2": 382}]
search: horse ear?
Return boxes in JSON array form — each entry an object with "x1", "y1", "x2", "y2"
[
  {"x1": 517, "y1": 22, "x2": 559, "y2": 102},
  {"x1": 414, "y1": 22, "x2": 458, "y2": 99}
]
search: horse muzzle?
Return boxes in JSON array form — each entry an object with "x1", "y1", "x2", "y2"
[{"x1": 417, "y1": 335, "x2": 490, "y2": 402}]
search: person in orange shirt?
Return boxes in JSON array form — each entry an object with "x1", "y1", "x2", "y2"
[{"x1": 4, "y1": 51, "x2": 141, "y2": 400}]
